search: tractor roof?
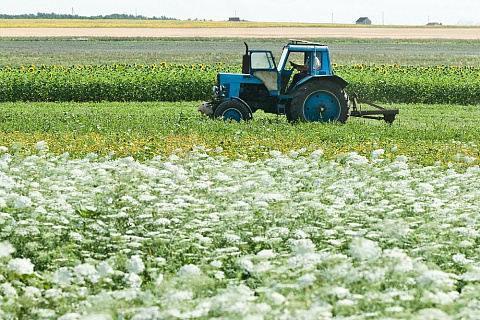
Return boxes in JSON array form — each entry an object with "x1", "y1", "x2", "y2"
[
  {"x1": 288, "y1": 39, "x2": 326, "y2": 46},
  {"x1": 286, "y1": 39, "x2": 329, "y2": 52}
]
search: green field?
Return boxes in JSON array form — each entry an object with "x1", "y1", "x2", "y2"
[
  {"x1": 1, "y1": 38, "x2": 480, "y2": 66},
  {"x1": 0, "y1": 36, "x2": 480, "y2": 319},
  {"x1": 0, "y1": 37, "x2": 478, "y2": 166},
  {"x1": 0, "y1": 101, "x2": 478, "y2": 168}
]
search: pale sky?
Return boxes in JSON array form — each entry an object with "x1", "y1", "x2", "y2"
[{"x1": 2, "y1": 0, "x2": 480, "y2": 25}]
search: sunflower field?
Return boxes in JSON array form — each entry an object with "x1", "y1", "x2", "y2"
[{"x1": 1, "y1": 62, "x2": 480, "y2": 104}]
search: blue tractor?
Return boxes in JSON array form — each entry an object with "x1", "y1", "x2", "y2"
[{"x1": 199, "y1": 40, "x2": 398, "y2": 123}]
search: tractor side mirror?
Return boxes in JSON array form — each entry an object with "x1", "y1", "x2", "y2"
[{"x1": 242, "y1": 42, "x2": 250, "y2": 74}]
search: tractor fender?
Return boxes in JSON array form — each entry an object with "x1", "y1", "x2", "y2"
[
  {"x1": 294, "y1": 75, "x2": 349, "y2": 92},
  {"x1": 231, "y1": 97, "x2": 254, "y2": 118}
]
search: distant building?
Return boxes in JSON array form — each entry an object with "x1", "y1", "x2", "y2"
[
  {"x1": 426, "y1": 22, "x2": 442, "y2": 26},
  {"x1": 229, "y1": 17, "x2": 240, "y2": 22},
  {"x1": 356, "y1": 17, "x2": 372, "y2": 25}
]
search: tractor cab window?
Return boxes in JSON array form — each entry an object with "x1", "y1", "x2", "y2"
[
  {"x1": 250, "y1": 51, "x2": 276, "y2": 70},
  {"x1": 285, "y1": 52, "x2": 307, "y2": 71}
]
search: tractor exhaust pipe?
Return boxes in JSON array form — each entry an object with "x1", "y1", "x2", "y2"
[{"x1": 242, "y1": 42, "x2": 250, "y2": 74}]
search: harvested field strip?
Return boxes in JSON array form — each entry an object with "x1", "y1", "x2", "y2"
[{"x1": 1, "y1": 26, "x2": 480, "y2": 40}]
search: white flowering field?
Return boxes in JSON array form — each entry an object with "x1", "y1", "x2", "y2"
[{"x1": 1, "y1": 144, "x2": 479, "y2": 320}]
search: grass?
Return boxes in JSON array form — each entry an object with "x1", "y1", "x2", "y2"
[{"x1": 0, "y1": 101, "x2": 478, "y2": 167}]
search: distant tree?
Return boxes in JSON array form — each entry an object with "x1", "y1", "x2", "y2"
[{"x1": 0, "y1": 12, "x2": 177, "y2": 20}]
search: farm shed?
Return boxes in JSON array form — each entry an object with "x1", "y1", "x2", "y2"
[{"x1": 356, "y1": 17, "x2": 371, "y2": 25}]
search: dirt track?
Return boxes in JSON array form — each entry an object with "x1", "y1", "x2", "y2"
[{"x1": 1, "y1": 27, "x2": 480, "y2": 39}]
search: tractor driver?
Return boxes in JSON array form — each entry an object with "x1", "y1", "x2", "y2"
[
  {"x1": 290, "y1": 53, "x2": 321, "y2": 73},
  {"x1": 287, "y1": 53, "x2": 321, "y2": 92}
]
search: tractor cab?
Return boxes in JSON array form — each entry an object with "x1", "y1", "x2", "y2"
[{"x1": 241, "y1": 40, "x2": 341, "y2": 95}]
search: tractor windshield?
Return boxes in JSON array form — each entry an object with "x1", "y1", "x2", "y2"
[{"x1": 250, "y1": 51, "x2": 276, "y2": 70}]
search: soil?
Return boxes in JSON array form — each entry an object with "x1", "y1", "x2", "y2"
[{"x1": 0, "y1": 27, "x2": 479, "y2": 39}]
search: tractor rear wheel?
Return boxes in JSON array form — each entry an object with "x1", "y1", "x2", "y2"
[
  {"x1": 213, "y1": 100, "x2": 252, "y2": 122},
  {"x1": 288, "y1": 81, "x2": 350, "y2": 123}
]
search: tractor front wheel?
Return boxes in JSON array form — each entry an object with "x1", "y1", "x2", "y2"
[
  {"x1": 288, "y1": 81, "x2": 350, "y2": 123},
  {"x1": 213, "y1": 100, "x2": 252, "y2": 122}
]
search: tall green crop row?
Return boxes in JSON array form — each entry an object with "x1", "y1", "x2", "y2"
[
  {"x1": 335, "y1": 64, "x2": 480, "y2": 105},
  {"x1": 1, "y1": 63, "x2": 480, "y2": 104},
  {"x1": 0, "y1": 63, "x2": 231, "y2": 102}
]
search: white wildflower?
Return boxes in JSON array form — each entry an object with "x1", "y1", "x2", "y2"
[
  {"x1": 0, "y1": 241, "x2": 15, "y2": 258},
  {"x1": 255, "y1": 249, "x2": 276, "y2": 260},
  {"x1": 343, "y1": 152, "x2": 369, "y2": 165},
  {"x1": 23, "y1": 286, "x2": 41, "y2": 299},
  {"x1": 178, "y1": 264, "x2": 202, "y2": 277},
  {"x1": 297, "y1": 273, "x2": 316, "y2": 288},
  {"x1": 336, "y1": 299, "x2": 356, "y2": 306},
  {"x1": 213, "y1": 270, "x2": 225, "y2": 280},
  {"x1": 125, "y1": 272, "x2": 143, "y2": 288},
  {"x1": 267, "y1": 291, "x2": 286, "y2": 305},
  {"x1": 413, "y1": 308, "x2": 451, "y2": 320},
  {"x1": 153, "y1": 218, "x2": 171, "y2": 226},
  {"x1": 288, "y1": 150, "x2": 299, "y2": 158},
  {"x1": 416, "y1": 270, "x2": 457, "y2": 290},
  {"x1": 121, "y1": 156, "x2": 135, "y2": 164},
  {"x1": 74, "y1": 263, "x2": 99, "y2": 283},
  {"x1": 371, "y1": 149, "x2": 385, "y2": 159},
  {"x1": 292, "y1": 229, "x2": 308, "y2": 239},
  {"x1": 452, "y1": 253, "x2": 473, "y2": 265},
  {"x1": 461, "y1": 266, "x2": 480, "y2": 282},
  {"x1": 131, "y1": 307, "x2": 162, "y2": 320},
  {"x1": 418, "y1": 182, "x2": 435, "y2": 194},
  {"x1": 34, "y1": 140, "x2": 48, "y2": 151},
  {"x1": 69, "y1": 232, "x2": 84, "y2": 242},
  {"x1": 13, "y1": 195, "x2": 32, "y2": 209},
  {"x1": 290, "y1": 239, "x2": 316, "y2": 255},
  {"x1": 33, "y1": 309, "x2": 56, "y2": 318},
  {"x1": 237, "y1": 257, "x2": 254, "y2": 273},
  {"x1": 383, "y1": 248, "x2": 414, "y2": 273},
  {"x1": 210, "y1": 260, "x2": 223, "y2": 268},
  {"x1": 44, "y1": 288, "x2": 63, "y2": 300},
  {"x1": 310, "y1": 149, "x2": 324, "y2": 158},
  {"x1": 80, "y1": 314, "x2": 112, "y2": 320},
  {"x1": 7, "y1": 258, "x2": 34, "y2": 275},
  {"x1": 58, "y1": 313, "x2": 81, "y2": 320},
  {"x1": 330, "y1": 287, "x2": 351, "y2": 299},
  {"x1": 165, "y1": 290, "x2": 194, "y2": 302},
  {"x1": 225, "y1": 233, "x2": 241, "y2": 243},
  {"x1": 421, "y1": 290, "x2": 459, "y2": 305},
  {"x1": 155, "y1": 274, "x2": 164, "y2": 287},
  {"x1": 1, "y1": 282, "x2": 18, "y2": 298},
  {"x1": 267, "y1": 227, "x2": 290, "y2": 238},
  {"x1": 126, "y1": 255, "x2": 145, "y2": 274},
  {"x1": 54, "y1": 267, "x2": 73, "y2": 287},
  {"x1": 348, "y1": 238, "x2": 382, "y2": 261},
  {"x1": 269, "y1": 150, "x2": 282, "y2": 157},
  {"x1": 97, "y1": 261, "x2": 114, "y2": 277},
  {"x1": 386, "y1": 306, "x2": 404, "y2": 313},
  {"x1": 459, "y1": 240, "x2": 474, "y2": 248}
]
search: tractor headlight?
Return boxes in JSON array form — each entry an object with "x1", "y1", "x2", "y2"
[{"x1": 213, "y1": 85, "x2": 226, "y2": 97}]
